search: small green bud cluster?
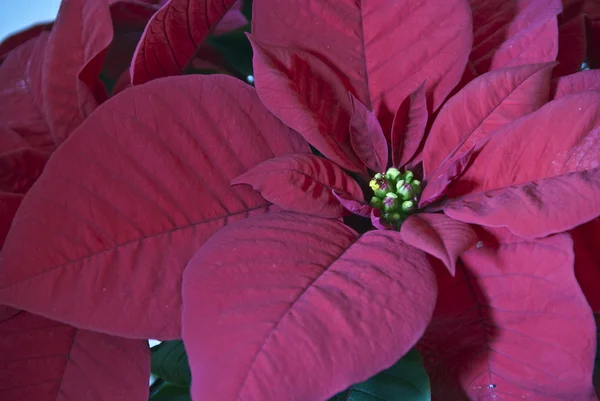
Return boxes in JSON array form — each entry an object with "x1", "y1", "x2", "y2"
[{"x1": 368, "y1": 168, "x2": 422, "y2": 227}]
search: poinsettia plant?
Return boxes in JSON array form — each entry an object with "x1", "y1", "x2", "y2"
[{"x1": 0, "y1": 0, "x2": 599, "y2": 400}]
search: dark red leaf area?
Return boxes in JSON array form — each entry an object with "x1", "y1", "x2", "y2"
[
  {"x1": 0, "y1": 75, "x2": 307, "y2": 339},
  {"x1": 0, "y1": 125, "x2": 29, "y2": 154},
  {"x1": 0, "y1": 311, "x2": 149, "y2": 401},
  {"x1": 0, "y1": 149, "x2": 49, "y2": 194},
  {"x1": 101, "y1": 1, "x2": 159, "y2": 86},
  {"x1": 555, "y1": 12, "x2": 587, "y2": 77},
  {"x1": 419, "y1": 227, "x2": 597, "y2": 400},
  {"x1": 0, "y1": 305, "x2": 18, "y2": 321},
  {"x1": 560, "y1": 0, "x2": 600, "y2": 69},
  {"x1": 0, "y1": 193, "x2": 23, "y2": 250},
  {"x1": 572, "y1": 218, "x2": 600, "y2": 313}
]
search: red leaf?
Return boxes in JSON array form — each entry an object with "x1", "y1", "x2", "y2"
[
  {"x1": 182, "y1": 212, "x2": 437, "y2": 401},
  {"x1": 571, "y1": 218, "x2": 600, "y2": 313},
  {"x1": 400, "y1": 213, "x2": 477, "y2": 275},
  {"x1": 469, "y1": 0, "x2": 562, "y2": 75},
  {"x1": 0, "y1": 23, "x2": 52, "y2": 62},
  {"x1": 444, "y1": 92, "x2": 600, "y2": 238},
  {"x1": 0, "y1": 75, "x2": 308, "y2": 339},
  {"x1": 0, "y1": 36, "x2": 53, "y2": 152},
  {"x1": 252, "y1": 0, "x2": 472, "y2": 129},
  {"x1": 249, "y1": 36, "x2": 363, "y2": 172},
  {"x1": 213, "y1": 0, "x2": 247, "y2": 35},
  {"x1": 552, "y1": 70, "x2": 600, "y2": 99},
  {"x1": 0, "y1": 125, "x2": 30, "y2": 154},
  {"x1": 0, "y1": 149, "x2": 49, "y2": 194},
  {"x1": 419, "y1": 142, "x2": 478, "y2": 208},
  {"x1": 130, "y1": 0, "x2": 238, "y2": 84},
  {"x1": 391, "y1": 81, "x2": 428, "y2": 168},
  {"x1": 0, "y1": 305, "x2": 18, "y2": 321},
  {"x1": 113, "y1": 69, "x2": 133, "y2": 95},
  {"x1": 101, "y1": 1, "x2": 159, "y2": 88},
  {"x1": 333, "y1": 190, "x2": 372, "y2": 217},
  {"x1": 232, "y1": 153, "x2": 362, "y2": 218},
  {"x1": 589, "y1": 17, "x2": 600, "y2": 69},
  {"x1": 349, "y1": 94, "x2": 388, "y2": 172},
  {"x1": 419, "y1": 227, "x2": 597, "y2": 400},
  {"x1": 0, "y1": 311, "x2": 149, "y2": 401},
  {"x1": 371, "y1": 207, "x2": 390, "y2": 230},
  {"x1": 42, "y1": 0, "x2": 114, "y2": 144},
  {"x1": 423, "y1": 62, "x2": 554, "y2": 179}
]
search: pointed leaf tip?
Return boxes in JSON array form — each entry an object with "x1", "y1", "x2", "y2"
[
  {"x1": 400, "y1": 213, "x2": 477, "y2": 276},
  {"x1": 349, "y1": 93, "x2": 388, "y2": 172},
  {"x1": 249, "y1": 36, "x2": 364, "y2": 172},
  {"x1": 391, "y1": 81, "x2": 428, "y2": 169},
  {"x1": 423, "y1": 62, "x2": 555, "y2": 179},
  {"x1": 232, "y1": 153, "x2": 362, "y2": 218},
  {"x1": 131, "y1": 0, "x2": 239, "y2": 85},
  {"x1": 444, "y1": 91, "x2": 600, "y2": 238}
]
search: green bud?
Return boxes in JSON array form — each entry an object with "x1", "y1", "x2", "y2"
[
  {"x1": 383, "y1": 193, "x2": 399, "y2": 212},
  {"x1": 386, "y1": 212, "x2": 402, "y2": 223},
  {"x1": 385, "y1": 167, "x2": 401, "y2": 182},
  {"x1": 367, "y1": 169, "x2": 423, "y2": 231},
  {"x1": 401, "y1": 200, "x2": 415, "y2": 212},
  {"x1": 411, "y1": 180, "x2": 422, "y2": 195},
  {"x1": 370, "y1": 197, "x2": 383, "y2": 209},
  {"x1": 397, "y1": 183, "x2": 414, "y2": 200}
]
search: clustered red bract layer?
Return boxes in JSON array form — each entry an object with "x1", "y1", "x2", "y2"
[{"x1": 0, "y1": 0, "x2": 599, "y2": 401}]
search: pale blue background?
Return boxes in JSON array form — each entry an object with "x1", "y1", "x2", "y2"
[{"x1": 0, "y1": 0, "x2": 61, "y2": 41}]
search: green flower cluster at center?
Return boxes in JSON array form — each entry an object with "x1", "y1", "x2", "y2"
[{"x1": 369, "y1": 168, "x2": 422, "y2": 227}]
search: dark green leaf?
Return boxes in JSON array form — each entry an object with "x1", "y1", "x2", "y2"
[
  {"x1": 207, "y1": 27, "x2": 254, "y2": 78},
  {"x1": 329, "y1": 349, "x2": 430, "y2": 401},
  {"x1": 151, "y1": 341, "x2": 192, "y2": 386},
  {"x1": 150, "y1": 383, "x2": 191, "y2": 401}
]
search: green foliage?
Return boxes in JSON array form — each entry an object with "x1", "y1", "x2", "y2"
[
  {"x1": 329, "y1": 349, "x2": 431, "y2": 401},
  {"x1": 207, "y1": 27, "x2": 254, "y2": 78},
  {"x1": 150, "y1": 383, "x2": 191, "y2": 401},
  {"x1": 151, "y1": 341, "x2": 192, "y2": 387}
]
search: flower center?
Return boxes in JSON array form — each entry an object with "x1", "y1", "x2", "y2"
[{"x1": 369, "y1": 168, "x2": 422, "y2": 227}]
